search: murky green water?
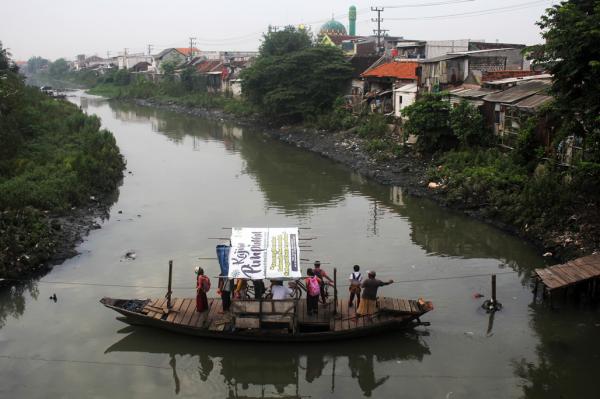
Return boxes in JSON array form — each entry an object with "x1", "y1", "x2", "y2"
[{"x1": 1, "y1": 93, "x2": 598, "y2": 398}]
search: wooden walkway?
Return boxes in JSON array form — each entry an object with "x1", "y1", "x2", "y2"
[
  {"x1": 534, "y1": 253, "x2": 600, "y2": 291},
  {"x1": 141, "y1": 296, "x2": 425, "y2": 333}
]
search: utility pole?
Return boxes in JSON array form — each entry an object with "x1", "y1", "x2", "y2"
[
  {"x1": 188, "y1": 37, "x2": 197, "y2": 61},
  {"x1": 123, "y1": 48, "x2": 128, "y2": 69},
  {"x1": 147, "y1": 44, "x2": 154, "y2": 56},
  {"x1": 106, "y1": 51, "x2": 110, "y2": 59},
  {"x1": 371, "y1": 7, "x2": 388, "y2": 55}
]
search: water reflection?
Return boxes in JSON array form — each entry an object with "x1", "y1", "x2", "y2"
[
  {"x1": 0, "y1": 281, "x2": 38, "y2": 329},
  {"x1": 105, "y1": 329, "x2": 430, "y2": 398},
  {"x1": 102, "y1": 100, "x2": 548, "y2": 273},
  {"x1": 512, "y1": 305, "x2": 600, "y2": 399}
]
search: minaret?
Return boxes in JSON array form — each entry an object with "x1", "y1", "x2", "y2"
[{"x1": 349, "y1": 5, "x2": 356, "y2": 36}]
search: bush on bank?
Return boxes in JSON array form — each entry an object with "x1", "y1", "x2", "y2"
[{"x1": 0, "y1": 44, "x2": 125, "y2": 277}]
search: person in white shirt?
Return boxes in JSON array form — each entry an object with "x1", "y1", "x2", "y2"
[
  {"x1": 348, "y1": 264, "x2": 363, "y2": 308},
  {"x1": 271, "y1": 280, "x2": 293, "y2": 300}
]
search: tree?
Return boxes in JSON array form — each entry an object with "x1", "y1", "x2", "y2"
[
  {"x1": 26, "y1": 56, "x2": 49, "y2": 74},
  {"x1": 48, "y1": 58, "x2": 69, "y2": 77},
  {"x1": 530, "y1": 0, "x2": 600, "y2": 161},
  {"x1": 259, "y1": 26, "x2": 312, "y2": 57},
  {"x1": 242, "y1": 46, "x2": 352, "y2": 122},
  {"x1": 402, "y1": 92, "x2": 454, "y2": 152},
  {"x1": 450, "y1": 100, "x2": 491, "y2": 147},
  {"x1": 0, "y1": 41, "x2": 18, "y2": 73}
]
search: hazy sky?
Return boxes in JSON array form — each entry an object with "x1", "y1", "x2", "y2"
[{"x1": 2, "y1": 0, "x2": 558, "y2": 61}]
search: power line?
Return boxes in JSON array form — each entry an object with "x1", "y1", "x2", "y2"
[
  {"x1": 1, "y1": 270, "x2": 521, "y2": 291},
  {"x1": 386, "y1": 0, "x2": 553, "y2": 21},
  {"x1": 383, "y1": 0, "x2": 476, "y2": 8},
  {"x1": 371, "y1": 7, "x2": 388, "y2": 55}
]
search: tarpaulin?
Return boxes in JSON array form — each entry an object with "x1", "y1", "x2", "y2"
[{"x1": 228, "y1": 227, "x2": 301, "y2": 280}]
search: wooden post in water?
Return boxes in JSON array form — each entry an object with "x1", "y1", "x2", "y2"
[
  {"x1": 333, "y1": 268, "x2": 338, "y2": 315},
  {"x1": 491, "y1": 274, "x2": 497, "y2": 305},
  {"x1": 167, "y1": 260, "x2": 173, "y2": 309}
]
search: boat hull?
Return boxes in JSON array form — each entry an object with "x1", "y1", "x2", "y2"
[{"x1": 101, "y1": 297, "x2": 431, "y2": 342}]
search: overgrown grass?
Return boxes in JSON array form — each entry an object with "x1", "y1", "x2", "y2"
[
  {"x1": 1, "y1": 70, "x2": 125, "y2": 277},
  {"x1": 428, "y1": 149, "x2": 600, "y2": 252}
]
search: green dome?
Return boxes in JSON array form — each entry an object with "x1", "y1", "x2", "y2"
[{"x1": 320, "y1": 19, "x2": 347, "y2": 36}]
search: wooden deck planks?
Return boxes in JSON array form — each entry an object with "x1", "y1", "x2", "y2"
[
  {"x1": 536, "y1": 254, "x2": 600, "y2": 291},
  {"x1": 174, "y1": 299, "x2": 193, "y2": 325},
  {"x1": 166, "y1": 298, "x2": 184, "y2": 322}
]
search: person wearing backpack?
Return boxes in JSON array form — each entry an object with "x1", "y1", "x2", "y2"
[
  {"x1": 305, "y1": 268, "x2": 322, "y2": 316},
  {"x1": 195, "y1": 266, "x2": 211, "y2": 312},
  {"x1": 348, "y1": 264, "x2": 363, "y2": 308}
]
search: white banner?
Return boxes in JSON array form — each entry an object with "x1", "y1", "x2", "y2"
[{"x1": 228, "y1": 227, "x2": 301, "y2": 280}]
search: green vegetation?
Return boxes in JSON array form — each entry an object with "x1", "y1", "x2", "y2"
[
  {"x1": 529, "y1": 0, "x2": 600, "y2": 162},
  {"x1": 0, "y1": 42, "x2": 125, "y2": 277},
  {"x1": 241, "y1": 26, "x2": 353, "y2": 123}
]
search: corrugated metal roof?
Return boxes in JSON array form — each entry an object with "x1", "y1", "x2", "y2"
[
  {"x1": 483, "y1": 80, "x2": 550, "y2": 104},
  {"x1": 514, "y1": 94, "x2": 553, "y2": 110},
  {"x1": 452, "y1": 87, "x2": 500, "y2": 99},
  {"x1": 485, "y1": 74, "x2": 552, "y2": 85}
]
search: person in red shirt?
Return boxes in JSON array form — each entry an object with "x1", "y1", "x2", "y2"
[{"x1": 195, "y1": 266, "x2": 211, "y2": 312}]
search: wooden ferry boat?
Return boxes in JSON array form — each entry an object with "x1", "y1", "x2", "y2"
[
  {"x1": 101, "y1": 227, "x2": 432, "y2": 341},
  {"x1": 100, "y1": 295, "x2": 432, "y2": 342}
]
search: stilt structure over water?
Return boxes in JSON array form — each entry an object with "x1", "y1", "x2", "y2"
[{"x1": 533, "y1": 253, "x2": 600, "y2": 303}]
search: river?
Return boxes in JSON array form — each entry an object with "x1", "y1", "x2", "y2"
[{"x1": 0, "y1": 92, "x2": 598, "y2": 398}]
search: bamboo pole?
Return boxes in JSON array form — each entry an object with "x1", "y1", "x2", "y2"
[
  {"x1": 333, "y1": 267, "x2": 338, "y2": 316},
  {"x1": 167, "y1": 260, "x2": 173, "y2": 309}
]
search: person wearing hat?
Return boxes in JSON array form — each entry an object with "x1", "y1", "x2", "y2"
[
  {"x1": 356, "y1": 270, "x2": 393, "y2": 316},
  {"x1": 313, "y1": 261, "x2": 333, "y2": 304},
  {"x1": 195, "y1": 266, "x2": 211, "y2": 312}
]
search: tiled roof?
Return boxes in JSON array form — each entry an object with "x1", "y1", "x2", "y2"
[
  {"x1": 196, "y1": 60, "x2": 222, "y2": 73},
  {"x1": 361, "y1": 61, "x2": 419, "y2": 79},
  {"x1": 175, "y1": 47, "x2": 200, "y2": 56}
]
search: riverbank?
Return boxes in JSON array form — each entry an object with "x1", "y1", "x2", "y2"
[
  {"x1": 126, "y1": 97, "x2": 598, "y2": 261},
  {"x1": 0, "y1": 68, "x2": 125, "y2": 279}
]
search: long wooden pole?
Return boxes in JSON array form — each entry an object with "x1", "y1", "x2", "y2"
[
  {"x1": 491, "y1": 274, "x2": 497, "y2": 305},
  {"x1": 167, "y1": 260, "x2": 173, "y2": 309},
  {"x1": 333, "y1": 267, "x2": 338, "y2": 315}
]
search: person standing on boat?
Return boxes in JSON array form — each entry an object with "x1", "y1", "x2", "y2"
[
  {"x1": 195, "y1": 266, "x2": 211, "y2": 312},
  {"x1": 270, "y1": 280, "x2": 293, "y2": 300},
  {"x1": 253, "y1": 279, "x2": 265, "y2": 299},
  {"x1": 313, "y1": 261, "x2": 333, "y2": 304},
  {"x1": 348, "y1": 264, "x2": 363, "y2": 308},
  {"x1": 356, "y1": 271, "x2": 393, "y2": 316},
  {"x1": 305, "y1": 268, "x2": 322, "y2": 315},
  {"x1": 218, "y1": 274, "x2": 233, "y2": 313}
]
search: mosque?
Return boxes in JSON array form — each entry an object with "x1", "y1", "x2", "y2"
[{"x1": 318, "y1": 5, "x2": 357, "y2": 37}]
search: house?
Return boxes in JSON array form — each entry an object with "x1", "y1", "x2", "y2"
[
  {"x1": 321, "y1": 34, "x2": 376, "y2": 56},
  {"x1": 153, "y1": 47, "x2": 199, "y2": 72},
  {"x1": 361, "y1": 61, "x2": 420, "y2": 114},
  {"x1": 420, "y1": 48, "x2": 528, "y2": 92},
  {"x1": 480, "y1": 79, "x2": 551, "y2": 147},
  {"x1": 393, "y1": 83, "x2": 418, "y2": 118},
  {"x1": 118, "y1": 53, "x2": 154, "y2": 70},
  {"x1": 131, "y1": 61, "x2": 152, "y2": 73},
  {"x1": 348, "y1": 54, "x2": 381, "y2": 96},
  {"x1": 194, "y1": 59, "x2": 224, "y2": 92}
]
